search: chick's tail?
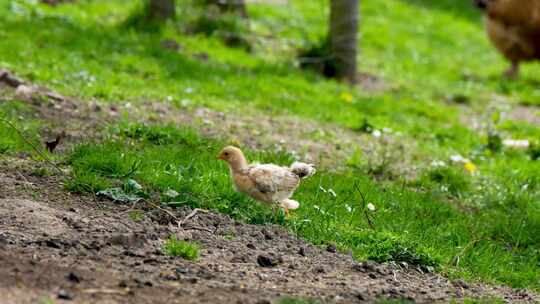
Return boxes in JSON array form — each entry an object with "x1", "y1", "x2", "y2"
[
  {"x1": 290, "y1": 162, "x2": 316, "y2": 178},
  {"x1": 280, "y1": 199, "x2": 300, "y2": 210}
]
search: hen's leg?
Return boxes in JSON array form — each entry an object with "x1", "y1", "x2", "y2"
[{"x1": 504, "y1": 61, "x2": 519, "y2": 79}]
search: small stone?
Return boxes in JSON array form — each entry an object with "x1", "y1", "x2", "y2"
[
  {"x1": 57, "y1": 289, "x2": 74, "y2": 300},
  {"x1": 246, "y1": 243, "x2": 256, "y2": 250},
  {"x1": 454, "y1": 279, "x2": 470, "y2": 289},
  {"x1": 356, "y1": 292, "x2": 366, "y2": 301},
  {"x1": 15, "y1": 85, "x2": 38, "y2": 100},
  {"x1": 183, "y1": 277, "x2": 198, "y2": 284},
  {"x1": 353, "y1": 260, "x2": 379, "y2": 273},
  {"x1": 326, "y1": 243, "x2": 337, "y2": 253},
  {"x1": 143, "y1": 258, "x2": 158, "y2": 265},
  {"x1": 45, "y1": 239, "x2": 62, "y2": 249}
]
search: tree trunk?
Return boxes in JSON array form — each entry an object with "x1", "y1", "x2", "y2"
[
  {"x1": 205, "y1": 0, "x2": 248, "y2": 18},
  {"x1": 148, "y1": 0, "x2": 175, "y2": 21},
  {"x1": 329, "y1": 0, "x2": 359, "y2": 83}
]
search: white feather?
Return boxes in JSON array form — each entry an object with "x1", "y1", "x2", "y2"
[{"x1": 280, "y1": 199, "x2": 300, "y2": 210}]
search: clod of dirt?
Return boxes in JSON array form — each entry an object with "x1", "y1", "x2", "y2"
[
  {"x1": 0, "y1": 70, "x2": 24, "y2": 87},
  {"x1": 257, "y1": 254, "x2": 282, "y2": 267},
  {"x1": 66, "y1": 272, "x2": 81, "y2": 284},
  {"x1": 454, "y1": 279, "x2": 470, "y2": 289},
  {"x1": 107, "y1": 233, "x2": 147, "y2": 249},
  {"x1": 261, "y1": 228, "x2": 273, "y2": 240},
  {"x1": 352, "y1": 261, "x2": 388, "y2": 275}
]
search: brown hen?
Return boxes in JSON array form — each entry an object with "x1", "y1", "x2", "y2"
[{"x1": 474, "y1": 0, "x2": 540, "y2": 77}]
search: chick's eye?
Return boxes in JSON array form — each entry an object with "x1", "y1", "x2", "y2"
[{"x1": 224, "y1": 152, "x2": 229, "y2": 156}]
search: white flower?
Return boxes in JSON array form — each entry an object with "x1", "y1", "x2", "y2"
[
  {"x1": 180, "y1": 99, "x2": 191, "y2": 107},
  {"x1": 328, "y1": 189, "x2": 337, "y2": 197},
  {"x1": 366, "y1": 203, "x2": 376, "y2": 211},
  {"x1": 503, "y1": 139, "x2": 530, "y2": 149},
  {"x1": 345, "y1": 204, "x2": 352, "y2": 213},
  {"x1": 372, "y1": 130, "x2": 382, "y2": 138},
  {"x1": 450, "y1": 154, "x2": 469, "y2": 163},
  {"x1": 430, "y1": 160, "x2": 446, "y2": 167},
  {"x1": 164, "y1": 189, "x2": 179, "y2": 198}
]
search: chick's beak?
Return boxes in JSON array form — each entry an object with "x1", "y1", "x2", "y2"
[{"x1": 216, "y1": 153, "x2": 224, "y2": 160}]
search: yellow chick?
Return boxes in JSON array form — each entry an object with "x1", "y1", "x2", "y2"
[{"x1": 217, "y1": 146, "x2": 316, "y2": 214}]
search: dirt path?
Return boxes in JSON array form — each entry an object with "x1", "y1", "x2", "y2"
[{"x1": 1, "y1": 163, "x2": 539, "y2": 304}]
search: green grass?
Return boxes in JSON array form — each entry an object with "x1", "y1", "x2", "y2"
[
  {"x1": 0, "y1": 101, "x2": 43, "y2": 156},
  {"x1": 461, "y1": 297, "x2": 505, "y2": 304},
  {"x1": 162, "y1": 235, "x2": 200, "y2": 260},
  {"x1": 279, "y1": 297, "x2": 319, "y2": 304},
  {"x1": 0, "y1": 0, "x2": 539, "y2": 292}
]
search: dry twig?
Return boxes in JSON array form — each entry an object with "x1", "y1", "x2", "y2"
[{"x1": 179, "y1": 208, "x2": 209, "y2": 227}]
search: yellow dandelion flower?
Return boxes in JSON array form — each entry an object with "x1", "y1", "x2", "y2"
[
  {"x1": 230, "y1": 138, "x2": 241, "y2": 146},
  {"x1": 464, "y1": 161, "x2": 477, "y2": 174},
  {"x1": 340, "y1": 92, "x2": 354, "y2": 103}
]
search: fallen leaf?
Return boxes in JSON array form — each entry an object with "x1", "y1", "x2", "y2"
[{"x1": 97, "y1": 188, "x2": 141, "y2": 203}]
